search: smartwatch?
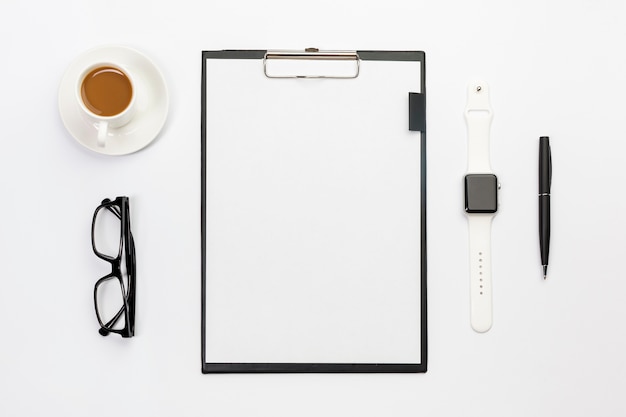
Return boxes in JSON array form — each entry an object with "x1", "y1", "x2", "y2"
[{"x1": 464, "y1": 82, "x2": 498, "y2": 333}]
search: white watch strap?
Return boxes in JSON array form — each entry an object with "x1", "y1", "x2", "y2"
[
  {"x1": 468, "y1": 214, "x2": 494, "y2": 332},
  {"x1": 465, "y1": 81, "x2": 495, "y2": 333},
  {"x1": 464, "y1": 83, "x2": 493, "y2": 173}
]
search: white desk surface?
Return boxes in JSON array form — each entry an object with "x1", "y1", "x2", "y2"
[{"x1": 1, "y1": 1, "x2": 625, "y2": 416}]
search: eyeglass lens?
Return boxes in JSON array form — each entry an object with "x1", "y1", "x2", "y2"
[
  {"x1": 95, "y1": 276, "x2": 127, "y2": 331},
  {"x1": 93, "y1": 205, "x2": 122, "y2": 259}
]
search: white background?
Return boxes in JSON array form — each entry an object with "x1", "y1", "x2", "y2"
[{"x1": 1, "y1": 0, "x2": 625, "y2": 416}]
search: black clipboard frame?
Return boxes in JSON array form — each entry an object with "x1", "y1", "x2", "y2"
[{"x1": 201, "y1": 50, "x2": 427, "y2": 373}]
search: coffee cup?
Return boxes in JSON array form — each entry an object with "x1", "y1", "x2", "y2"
[{"x1": 76, "y1": 63, "x2": 136, "y2": 147}]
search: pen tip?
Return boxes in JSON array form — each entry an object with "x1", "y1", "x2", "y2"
[{"x1": 542, "y1": 265, "x2": 548, "y2": 280}]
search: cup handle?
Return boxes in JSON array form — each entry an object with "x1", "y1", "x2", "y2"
[{"x1": 97, "y1": 121, "x2": 108, "y2": 147}]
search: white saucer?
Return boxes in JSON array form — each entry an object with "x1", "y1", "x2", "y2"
[{"x1": 58, "y1": 45, "x2": 168, "y2": 156}]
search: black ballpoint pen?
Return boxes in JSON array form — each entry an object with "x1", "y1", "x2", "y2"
[{"x1": 539, "y1": 136, "x2": 552, "y2": 279}]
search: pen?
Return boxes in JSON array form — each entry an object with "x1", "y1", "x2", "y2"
[{"x1": 539, "y1": 136, "x2": 552, "y2": 279}]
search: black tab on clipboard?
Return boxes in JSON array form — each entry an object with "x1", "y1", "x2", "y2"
[{"x1": 409, "y1": 92, "x2": 426, "y2": 132}]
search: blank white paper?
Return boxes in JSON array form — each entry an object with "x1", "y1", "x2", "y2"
[{"x1": 204, "y1": 57, "x2": 423, "y2": 364}]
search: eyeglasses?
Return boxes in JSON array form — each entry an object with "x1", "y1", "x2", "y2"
[{"x1": 91, "y1": 196, "x2": 136, "y2": 337}]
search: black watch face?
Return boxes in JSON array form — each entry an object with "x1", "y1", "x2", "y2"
[{"x1": 465, "y1": 174, "x2": 498, "y2": 213}]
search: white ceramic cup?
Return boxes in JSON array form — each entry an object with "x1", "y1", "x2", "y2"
[{"x1": 76, "y1": 63, "x2": 136, "y2": 147}]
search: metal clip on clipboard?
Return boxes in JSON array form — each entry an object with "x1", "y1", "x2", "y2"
[{"x1": 263, "y1": 48, "x2": 360, "y2": 79}]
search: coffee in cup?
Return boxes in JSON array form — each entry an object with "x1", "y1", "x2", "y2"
[{"x1": 77, "y1": 63, "x2": 136, "y2": 147}]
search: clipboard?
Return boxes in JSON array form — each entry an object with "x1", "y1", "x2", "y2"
[{"x1": 201, "y1": 49, "x2": 427, "y2": 373}]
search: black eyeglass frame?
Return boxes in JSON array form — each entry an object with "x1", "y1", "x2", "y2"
[{"x1": 91, "y1": 196, "x2": 136, "y2": 338}]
